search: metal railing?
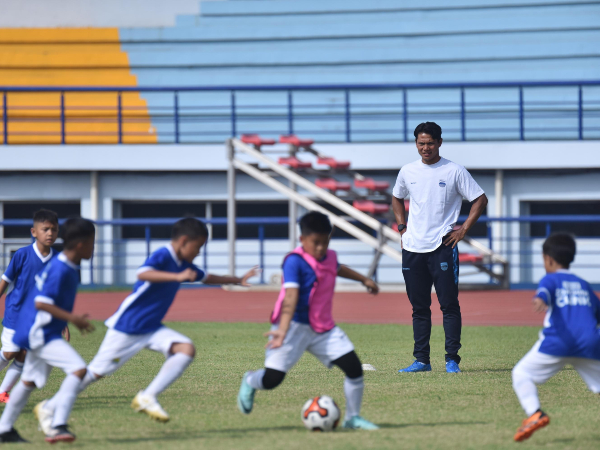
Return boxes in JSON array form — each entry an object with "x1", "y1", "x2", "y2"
[
  {"x1": 1, "y1": 215, "x2": 600, "y2": 287},
  {"x1": 1, "y1": 80, "x2": 599, "y2": 144}
]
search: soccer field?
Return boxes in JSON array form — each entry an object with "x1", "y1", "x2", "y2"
[{"x1": 7, "y1": 322, "x2": 600, "y2": 449}]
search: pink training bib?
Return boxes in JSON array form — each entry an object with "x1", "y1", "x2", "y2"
[{"x1": 270, "y1": 246, "x2": 338, "y2": 333}]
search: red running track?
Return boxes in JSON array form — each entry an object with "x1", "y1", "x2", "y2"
[{"x1": 54, "y1": 288, "x2": 551, "y2": 327}]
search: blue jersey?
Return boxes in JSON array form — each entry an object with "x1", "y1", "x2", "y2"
[
  {"x1": 105, "y1": 244, "x2": 206, "y2": 335},
  {"x1": 13, "y1": 253, "x2": 79, "y2": 350},
  {"x1": 2, "y1": 243, "x2": 54, "y2": 330},
  {"x1": 536, "y1": 270, "x2": 600, "y2": 360}
]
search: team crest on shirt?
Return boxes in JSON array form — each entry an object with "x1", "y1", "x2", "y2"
[
  {"x1": 440, "y1": 262, "x2": 448, "y2": 271},
  {"x1": 439, "y1": 180, "x2": 446, "y2": 187}
]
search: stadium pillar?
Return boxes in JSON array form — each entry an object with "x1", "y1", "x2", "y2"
[
  {"x1": 493, "y1": 169, "x2": 504, "y2": 256},
  {"x1": 90, "y1": 171, "x2": 99, "y2": 221},
  {"x1": 227, "y1": 139, "x2": 236, "y2": 274}
]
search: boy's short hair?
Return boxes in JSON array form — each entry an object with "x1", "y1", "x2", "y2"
[
  {"x1": 299, "y1": 211, "x2": 332, "y2": 236},
  {"x1": 61, "y1": 218, "x2": 95, "y2": 250},
  {"x1": 172, "y1": 217, "x2": 209, "y2": 240},
  {"x1": 414, "y1": 122, "x2": 442, "y2": 140},
  {"x1": 543, "y1": 233, "x2": 576, "y2": 268},
  {"x1": 33, "y1": 209, "x2": 58, "y2": 225}
]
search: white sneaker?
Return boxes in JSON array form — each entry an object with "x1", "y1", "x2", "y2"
[
  {"x1": 33, "y1": 400, "x2": 54, "y2": 435},
  {"x1": 131, "y1": 391, "x2": 169, "y2": 422},
  {"x1": 362, "y1": 364, "x2": 377, "y2": 371}
]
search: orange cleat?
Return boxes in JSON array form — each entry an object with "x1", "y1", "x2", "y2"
[
  {"x1": 514, "y1": 410, "x2": 550, "y2": 442},
  {"x1": 0, "y1": 392, "x2": 9, "y2": 404}
]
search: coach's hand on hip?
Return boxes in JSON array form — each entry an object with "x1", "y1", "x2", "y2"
[{"x1": 443, "y1": 227, "x2": 466, "y2": 248}]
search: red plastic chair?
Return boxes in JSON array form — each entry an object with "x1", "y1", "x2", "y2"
[
  {"x1": 315, "y1": 178, "x2": 351, "y2": 191},
  {"x1": 354, "y1": 178, "x2": 390, "y2": 191},
  {"x1": 317, "y1": 157, "x2": 351, "y2": 170},
  {"x1": 278, "y1": 157, "x2": 312, "y2": 169},
  {"x1": 279, "y1": 134, "x2": 315, "y2": 147},
  {"x1": 241, "y1": 134, "x2": 276, "y2": 147},
  {"x1": 353, "y1": 200, "x2": 390, "y2": 215},
  {"x1": 459, "y1": 253, "x2": 484, "y2": 264}
]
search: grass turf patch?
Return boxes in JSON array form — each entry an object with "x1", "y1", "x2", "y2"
[{"x1": 4, "y1": 322, "x2": 600, "y2": 449}]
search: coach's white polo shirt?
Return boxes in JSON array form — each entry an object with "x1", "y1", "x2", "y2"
[{"x1": 393, "y1": 157, "x2": 484, "y2": 253}]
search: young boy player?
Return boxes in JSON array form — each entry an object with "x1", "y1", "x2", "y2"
[
  {"x1": 238, "y1": 211, "x2": 380, "y2": 430},
  {"x1": 0, "y1": 218, "x2": 96, "y2": 444},
  {"x1": 0, "y1": 210, "x2": 59, "y2": 403},
  {"x1": 512, "y1": 233, "x2": 600, "y2": 442},
  {"x1": 36, "y1": 217, "x2": 258, "y2": 429}
]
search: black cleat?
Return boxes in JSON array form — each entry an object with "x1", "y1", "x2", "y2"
[
  {"x1": 0, "y1": 427, "x2": 29, "y2": 443},
  {"x1": 45, "y1": 425, "x2": 76, "y2": 444}
]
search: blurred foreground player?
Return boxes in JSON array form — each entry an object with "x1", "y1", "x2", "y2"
[
  {"x1": 0, "y1": 210, "x2": 59, "y2": 403},
  {"x1": 512, "y1": 233, "x2": 600, "y2": 442},
  {"x1": 238, "y1": 211, "x2": 380, "y2": 430},
  {"x1": 0, "y1": 218, "x2": 96, "y2": 444},
  {"x1": 36, "y1": 217, "x2": 258, "y2": 428}
]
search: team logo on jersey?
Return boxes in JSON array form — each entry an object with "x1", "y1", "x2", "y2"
[
  {"x1": 440, "y1": 262, "x2": 448, "y2": 271},
  {"x1": 439, "y1": 180, "x2": 446, "y2": 187}
]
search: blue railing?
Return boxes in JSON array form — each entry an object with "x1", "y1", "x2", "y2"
[
  {"x1": 1, "y1": 80, "x2": 599, "y2": 144},
  {"x1": 1, "y1": 215, "x2": 600, "y2": 287}
]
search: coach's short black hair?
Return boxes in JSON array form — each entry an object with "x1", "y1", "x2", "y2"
[
  {"x1": 414, "y1": 122, "x2": 442, "y2": 141},
  {"x1": 542, "y1": 233, "x2": 576, "y2": 268},
  {"x1": 33, "y1": 209, "x2": 58, "y2": 225},
  {"x1": 61, "y1": 218, "x2": 95, "y2": 250},
  {"x1": 299, "y1": 211, "x2": 332, "y2": 236},
  {"x1": 172, "y1": 217, "x2": 209, "y2": 240}
]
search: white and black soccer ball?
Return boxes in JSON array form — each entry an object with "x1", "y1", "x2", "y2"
[{"x1": 301, "y1": 396, "x2": 341, "y2": 431}]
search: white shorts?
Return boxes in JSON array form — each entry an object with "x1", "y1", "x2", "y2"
[
  {"x1": 21, "y1": 339, "x2": 86, "y2": 389},
  {"x1": 0, "y1": 327, "x2": 20, "y2": 354},
  {"x1": 265, "y1": 321, "x2": 354, "y2": 373},
  {"x1": 513, "y1": 340, "x2": 600, "y2": 393},
  {"x1": 87, "y1": 326, "x2": 192, "y2": 377}
]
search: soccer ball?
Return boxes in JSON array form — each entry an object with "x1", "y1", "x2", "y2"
[{"x1": 301, "y1": 396, "x2": 341, "y2": 431}]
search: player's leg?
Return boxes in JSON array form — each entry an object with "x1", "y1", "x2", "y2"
[
  {"x1": 133, "y1": 327, "x2": 196, "y2": 422},
  {"x1": 0, "y1": 328, "x2": 23, "y2": 402},
  {"x1": 0, "y1": 327, "x2": 19, "y2": 372},
  {"x1": 0, "y1": 348, "x2": 52, "y2": 443},
  {"x1": 239, "y1": 321, "x2": 311, "y2": 414},
  {"x1": 400, "y1": 249, "x2": 434, "y2": 371},
  {"x1": 511, "y1": 343, "x2": 561, "y2": 441},
  {"x1": 429, "y1": 243, "x2": 462, "y2": 372},
  {"x1": 569, "y1": 357, "x2": 600, "y2": 394},
  {"x1": 309, "y1": 326, "x2": 378, "y2": 430}
]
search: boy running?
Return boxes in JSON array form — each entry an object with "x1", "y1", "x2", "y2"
[
  {"x1": 36, "y1": 217, "x2": 258, "y2": 429},
  {"x1": 512, "y1": 233, "x2": 600, "y2": 442},
  {"x1": 0, "y1": 218, "x2": 96, "y2": 443},
  {"x1": 238, "y1": 211, "x2": 380, "y2": 430},
  {"x1": 0, "y1": 210, "x2": 59, "y2": 403}
]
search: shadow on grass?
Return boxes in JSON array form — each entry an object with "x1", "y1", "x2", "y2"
[{"x1": 378, "y1": 421, "x2": 487, "y2": 429}]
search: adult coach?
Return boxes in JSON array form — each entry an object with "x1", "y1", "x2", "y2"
[{"x1": 393, "y1": 122, "x2": 487, "y2": 373}]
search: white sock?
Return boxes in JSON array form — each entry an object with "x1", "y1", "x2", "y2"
[
  {"x1": 0, "y1": 360, "x2": 23, "y2": 393},
  {"x1": 246, "y1": 369, "x2": 266, "y2": 390},
  {"x1": 51, "y1": 374, "x2": 82, "y2": 428},
  {"x1": 45, "y1": 370, "x2": 98, "y2": 413},
  {"x1": 0, "y1": 354, "x2": 10, "y2": 372},
  {"x1": 0, "y1": 382, "x2": 34, "y2": 433},
  {"x1": 344, "y1": 376, "x2": 364, "y2": 420},
  {"x1": 512, "y1": 368, "x2": 540, "y2": 416},
  {"x1": 143, "y1": 353, "x2": 193, "y2": 398}
]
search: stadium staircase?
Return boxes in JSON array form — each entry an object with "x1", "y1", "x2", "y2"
[{"x1": 229, "y1": 135, "x2": 509, "y2": 287}]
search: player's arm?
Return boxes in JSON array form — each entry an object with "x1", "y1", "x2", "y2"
[
  {"x1": 138, "y1": 269, "x2": 197, "y2": 283},
  {"x1": 204, "y1": 266, "x2": 260, "y2": 286},
  {"x1": 391, "y1": 196, "x2": 407, "y2": 233},
  {"x1": 0, "y1": 279, "x2": 8, "y2": 298},
  {"x1": 532, "y1": 296, "x2": 548, "y2": 313},
  {"x1": 34, "y1": 301, "x2": 95, "y2": 334},
  {"x1": 444, "y1": 193, "x2": 488, "y2": 248},
  {"x1": 265, "y1": 287, "x2": 299, "y2": 350},
  {"x1": 337, "y1": 265, "x2": 379, "y2": 294}
]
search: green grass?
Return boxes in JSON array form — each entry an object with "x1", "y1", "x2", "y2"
[{"x1": 6, "y1": 322, "x2": 600, "y2": 449}]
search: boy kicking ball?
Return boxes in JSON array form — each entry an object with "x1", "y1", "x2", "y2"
[
  {"x1": 0, "y1": 218, "x2": 96, "y2": 443},
  {"x1": 512, "y1": 233, "x2": 600, "y2": 442},
  {"x1": 238, "y1": 211, "x2": 380, "y2": 430},
  {"x1": 0, "y1": 210, "x2": 59, "y2": 403},
  {"x1": 36, "y1": 217, "x2": 258, "y2": 430}
]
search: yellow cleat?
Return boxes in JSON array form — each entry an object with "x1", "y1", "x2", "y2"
[{"x1": 131, "y1": 391, "x2": 170, "y2": 423}]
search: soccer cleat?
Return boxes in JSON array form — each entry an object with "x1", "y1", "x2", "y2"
[
  {"x1": 33, "y1": 400, "x2": 54, "y2": 435},
  {"x1": 514, "y1": 410, "x2": 550, "y2": 442},
  {"x1": 131, "y1": 391, "x2": 170, "y2": 422},
  {"x1": 45, "y1": 425, "x2": 76, "y2": 444},
  {"x1": 446, "y1": 360, "x2": 461, "y2": 373},
  {"x1": 342, "y1": 416, "x2": 379, "y2": 430},
  {"x1": 0, "y1": 428, "x2": 28, "y2": 443},
  {"x1": 0, "y1": 392, "x2": 9, "y2": 404},
  {"x1": 398, "y1": 361, "x2": 432, "y2": 373},
  {"x1": 237, "y1": 371, "x2": 256, "y2": 414}
]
